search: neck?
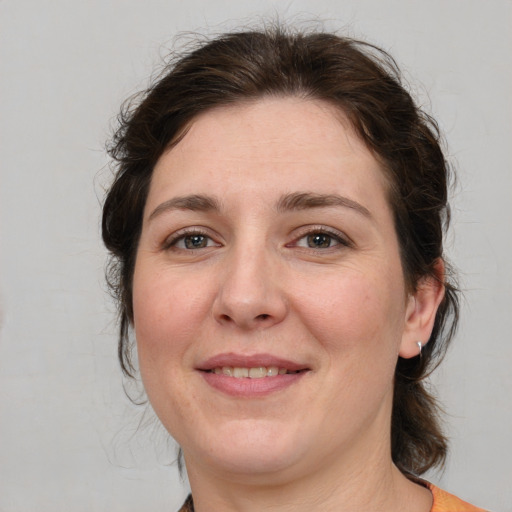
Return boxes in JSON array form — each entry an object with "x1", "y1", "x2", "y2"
[{"x1": 184, "y1": 431, "x2": 432, "y2": 512}]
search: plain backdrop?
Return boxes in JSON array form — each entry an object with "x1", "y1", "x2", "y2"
[{"x1": 1, "y1": 1, "x2": 511, "y2": 511}]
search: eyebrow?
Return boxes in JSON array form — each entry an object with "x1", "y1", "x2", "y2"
[
  {"x1": 148, "y1": 194, "x2": 222, "y2": 221},
  {"x1": 148, "y1": 191, "x2": 372, "y2": 221},
  {"x1": 276, "y1": 192, "x2": 372, "y2": 218}
]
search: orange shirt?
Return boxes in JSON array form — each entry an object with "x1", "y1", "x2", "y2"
[
  {"x1": 178, "y1": 484, "x2": 488, "y2": 511},
  {"x1": 428, "y1": 483, "x2": 487, "y2": 512}
]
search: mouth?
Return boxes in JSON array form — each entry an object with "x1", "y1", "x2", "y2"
[
  {"x1": 197, "y1": 353, "x2": 310, "y2": 396},
  {"x1": 207, "y1": 366, "x2": 304, "y2": 378}
]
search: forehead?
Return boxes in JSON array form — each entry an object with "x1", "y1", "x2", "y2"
[
  {"x1": 148, "y1": 97, "x2": 390, "y2": 212},
  {"x1": 170, "y1": 97, "x2": 371, "y2": 162}
]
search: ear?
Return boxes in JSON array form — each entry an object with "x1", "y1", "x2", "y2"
[{"x1": 399, "y1": 259, "x2": 446, "y2": 359}]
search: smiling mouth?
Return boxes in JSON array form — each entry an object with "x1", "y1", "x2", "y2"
[
  {"x1": 208, "y1": 366, "x2": 304, "y2": 378},
  {"x1": 199, "y1": 357, "x2": 310, "y2": 396}
]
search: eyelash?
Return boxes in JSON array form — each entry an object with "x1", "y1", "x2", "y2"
[
  {"x1": 290, "y1": 226, "x2": 352, "y2": 251},
  {"x1": 163, "y1": 228, "x2": 219, "y2": 251},
  {"x1": 163, "y1": 225, "x2": 351, "y2": 253}
]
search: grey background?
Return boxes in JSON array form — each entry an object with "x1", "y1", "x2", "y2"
[{"x1": 1, "y1": 1, "x2": 510, "y2": 511}]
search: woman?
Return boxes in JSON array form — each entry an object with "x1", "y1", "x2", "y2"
[{"x1": 102, "y1": 26, "x2": 487, "y2": 511}]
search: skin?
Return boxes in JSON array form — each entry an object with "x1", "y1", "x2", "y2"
[{"x1": 132, "y1": 97, "x2": 444, "y2": 511}]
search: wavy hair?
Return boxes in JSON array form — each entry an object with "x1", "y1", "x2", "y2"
[{"x1": 103, "y1": 25, "x2": 459, "y2": 476}]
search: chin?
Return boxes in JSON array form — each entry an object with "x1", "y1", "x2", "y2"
[{"x1": 185, "y1": 418, "x2": 308, "y2": 477}]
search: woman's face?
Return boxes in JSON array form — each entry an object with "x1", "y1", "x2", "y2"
[{"x1": 133, "y1": 98, "x2": 422, "y2": 481}]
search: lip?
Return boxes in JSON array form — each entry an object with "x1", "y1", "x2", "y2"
[
  {"x1": 197, "y1": 352, "x2": 310, "y2": 398},
  {"x1": 198, "y1": 352, "x2": 307, "y2": 372}
]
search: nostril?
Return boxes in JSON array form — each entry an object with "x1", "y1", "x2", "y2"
[{"x1": 256, "y1": 314, "x2": 270, "y2": 320}]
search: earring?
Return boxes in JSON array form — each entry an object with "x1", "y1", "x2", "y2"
[{"x1": 416, "y1": 341, "x2": 422, "y2": 357}]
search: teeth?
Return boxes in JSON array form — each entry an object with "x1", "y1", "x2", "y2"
[
  {"x1": 248, "y1": 367, "x2": 266, "y2": 378},
  {"x1": 233, "y1": 367, "x2": 249, "y2": 378},
  {"x1": 212, "y1": 366, "x2": 296, "y2": 378},
  {"x1": 267, "y1": 366, "x2": 279, "y2": 376}
]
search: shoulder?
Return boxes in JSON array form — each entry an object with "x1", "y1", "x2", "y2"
[{"x1": 427, "y1": 482, "x2": 488, "y2": 512}]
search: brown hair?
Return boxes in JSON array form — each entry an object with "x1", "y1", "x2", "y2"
[{"x1": 102, "y1": 25, "x2": 459, "y2": 476}]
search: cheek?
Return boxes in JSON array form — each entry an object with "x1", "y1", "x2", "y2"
[
  {"x1": 132, "y1": 266, "x2": 212, "y2": 373},
  {"x1": 293, "y1": 267, "x2": 407, "y2": 360},
  {"x1": 132, "y1": 266, "x2": 216, "y2": 434}
]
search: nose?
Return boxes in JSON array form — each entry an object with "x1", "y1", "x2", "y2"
[{"x1": 212, "y1": 243, "x2": 288, "y2": 330}]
